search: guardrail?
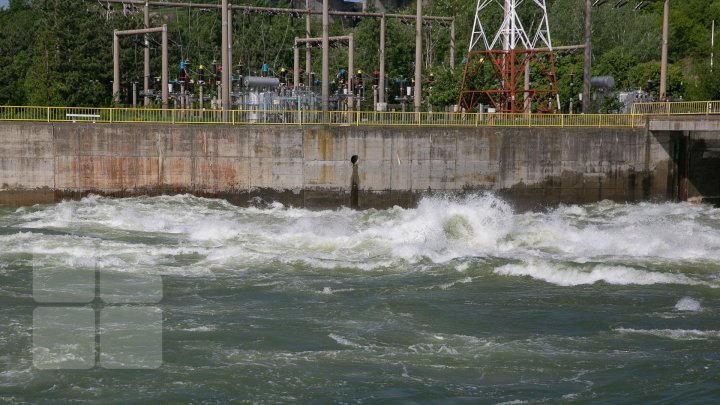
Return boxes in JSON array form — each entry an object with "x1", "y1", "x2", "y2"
[
  {"x1": 631, "y1": 101, "x2": 720, "y2": 115},
  {"x1": 0, "y1": 106, "x2": 647, "y2": 128}
]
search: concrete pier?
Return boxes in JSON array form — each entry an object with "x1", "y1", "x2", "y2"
[{"x1": 0, "y1": 120, "x2": 717, "y2": 209}]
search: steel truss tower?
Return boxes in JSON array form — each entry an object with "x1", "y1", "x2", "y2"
[{"x1": 458, "y1": 0, "x2": 559, "y2": 113}]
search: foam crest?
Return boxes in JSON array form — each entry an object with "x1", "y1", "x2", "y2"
[
  {"x1": 9, "y1": 194, "x2": 720, "y2": 274},
  {"x1": 615, "y1": 328, "x2": 720, "y2": 340},
  {"x1": 675, "y1": 297, "x2": 702, "y2": 312},
  {"x1": 511, "y1": 201, "x2": 720, "y2": 262},
  {"x1": 494, "y1": 261, "x2": 714, "y2": 287},
  {"x1": 363, "y1": 193, "x2": 514, "y2": 263}
]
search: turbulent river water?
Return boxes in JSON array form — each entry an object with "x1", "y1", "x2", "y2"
[{"x1": 1, "y1": 194, "x2": 719, "y2": 402}]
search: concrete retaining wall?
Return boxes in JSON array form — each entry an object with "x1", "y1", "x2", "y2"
[{"x1": 0, "y1": 122, "x2": 682, "y2": 209}]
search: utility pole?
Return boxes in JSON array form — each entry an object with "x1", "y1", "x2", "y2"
[
  {"x1": 228, "y1": 5, "x2": 233, "y2": 106},
  {"x1": 449, "y1": 18, "x2": 455, "y2": 70},
  {"x1": 221, "y1": 0, "x2": 230, "y2": 111},
  {"x1": 348, "y1": 34, "x2": 354, "y2": 113},
  {"x1": 414, "y1": 0, "x2": 422, "y2": 114},
  {"x1": 294, "y1": 40, "x2": 300, "y2": 89},
  {"x1": 144, "y1": 2, "x2": 150, "y2": 106},
  {"x1": 712, "y1": 20, "x2": 715, "y2": 72},
  {"x1": 322, "y1": 0, "x2": 329, "y2": 120},
  {"x1": 583, "y1": 0, "x2": 592, "y2": 113},
  {"x1": 379, "y1": 15, "x2": 386, "y2": 107},
  {"x1": 659, "y1": 0, "x2": 669, "y2": 101},
  {"x1": 306, "y1": 0, "x2": 312, "y2": 88}
]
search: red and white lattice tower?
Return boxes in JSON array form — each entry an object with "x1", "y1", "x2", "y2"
[{"x1": 457, "y1": 0, "x2": 559, "y2": 113}]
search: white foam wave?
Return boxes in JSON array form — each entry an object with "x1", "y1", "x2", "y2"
[
  {"x1": 8, "y1": 194, "x2": 720, "y2": 274},
  {"x1": 328, "y1": 333, "x2": 363, "y2": 348},
  {"x1": 494, "y1": 262, "x2": 714, "y2": 287},
  {"x1": 510, "y1": 201, "x2": 720, "y2": 262},
  {"x1": 615, "y1": 328, "x2": 720, "y2": 340},
  {"x1": 675, "y1": 297, "x2": 702, "y2": 312}
]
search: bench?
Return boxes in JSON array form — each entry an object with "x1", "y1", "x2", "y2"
[{"x1": 66, "y1": 113, "x2": 101, "y2": 123}]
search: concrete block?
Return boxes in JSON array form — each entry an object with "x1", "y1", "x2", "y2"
[
  {"x1": 0, "y1": 157, "x2": 54, "y2": 189},
  {"x1": 304, "y1": 129, "x2": 346, "y2": 161},
  {"x1": 304, "y1": 161, "x2": 350, "y2": 187}
]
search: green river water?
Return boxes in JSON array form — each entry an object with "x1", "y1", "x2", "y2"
[{"x1": 1, "y1": 194, "x2": 719, "y2": 403}]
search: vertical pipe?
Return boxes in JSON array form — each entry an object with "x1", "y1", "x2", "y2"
[
  {"x1": 144, "y1": 2, "x2": 150, "y2": 106},
  {"x1": 583, "y1": 0, "x2": 591, "y2": 113},
  {"x1": 348, "y1": 35, "x2": 354, "y2": 112},
  {"x1": 294, "y1": 40, "x2": 300, "y2": 90},
  {"x1": 133, "y1": 82, "x2": 137, "y2": 108},
  {"x1": 162, "y1": 25, "x2": 168, "y2": 109},
  {"x1": 524, "y1": 60, "x2": 530, "y2": 112},
  {"x1": 712, "y1": 20, "x2": 715, "y2": 72},
  {"x1": 503, "y1": 0, "x2": 510, "y2": 51},
  {"x1": 414, "y1": 0, "x2": 422, "y2": 114},
  {"x1": 180, "y1": 82, "x2": 185, "y2": 109},
  {"x1": 113, "y1": 31, "x2": 120, "y2": 104},
  {"x1": 306, "y1": 0, "x2": 312, "y2": 87},
  {"x1": 228, "y1": 6, "x2": 233, "y2": 107},
  {"x1": 450, "y1": 18, "x2": 455, "y2": 70},
  {"x1": 379, "y1": 15, "x2": 386, "y2": 107},
  {"x1": 221, "y1": 0, "x2": 229, "y2": 111},
  {"x1": 659, "y1": 0, "x2": 669, "y2": 101},
  {"x1": 322, "y1": 0, "x2": 329, "y2": 119}
]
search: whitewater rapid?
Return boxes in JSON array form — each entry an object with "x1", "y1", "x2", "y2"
[{"x1": 2, "y1": 193, "x2": 720, "y2": 288}]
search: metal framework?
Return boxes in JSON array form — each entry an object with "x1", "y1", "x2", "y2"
[
  {"x1": 113, "y1": 25, "x2": 168, "y2": 108},
  {"x1": 294, "y1": 35, "x2": 354, "y2": 111},
  {"x1": 458, "y1": 0, "x2": 559, "y2": 113},
  {"x1": 96, "y1": 0, "x2": 456, "y2": 115}
]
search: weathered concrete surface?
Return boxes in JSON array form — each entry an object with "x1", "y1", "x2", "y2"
[
  {"x1": 649, "y1": 115, "x2": 720, "y2": 132},
  {"x1": 0, "y1": 121, "x2": 696, "y2": 209}
]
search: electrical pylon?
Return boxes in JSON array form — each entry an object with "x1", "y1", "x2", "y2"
[{"x1": 457, "y1": 0, "x2": 559, "y2": 113}]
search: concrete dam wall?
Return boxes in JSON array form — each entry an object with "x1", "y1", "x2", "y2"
[{"x1": 0, "y1": 121, "x2": 701, "y2": 209}]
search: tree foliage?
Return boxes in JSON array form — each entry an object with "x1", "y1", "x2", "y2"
[{"x1": 0, "y1": 0, "x2": 718, "y2": 107}]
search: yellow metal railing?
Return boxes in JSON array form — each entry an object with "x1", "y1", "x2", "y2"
[
  {"x1": 0, "y1": 106, "x2": 643, "y2": 127},
  {"x1": 1, "y1": 102, "x2": 719, "y2": 127},
  {"x1": 631, "y1": 101, "x2": 720, "y2": 115},
  {"x1": 10, "y1": 105, "x2": 720, "y2": 127}
]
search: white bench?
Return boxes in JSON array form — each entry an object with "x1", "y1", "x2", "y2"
[{"x1": 66, "y1": 113, "x2": 100, "y2": 123}]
